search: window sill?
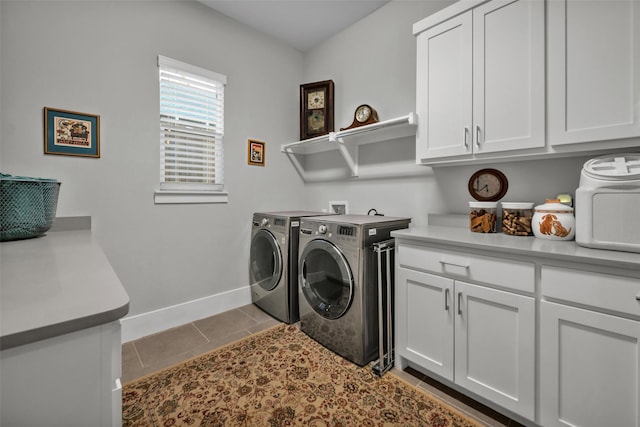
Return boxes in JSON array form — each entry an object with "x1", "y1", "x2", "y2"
[{"x1": 154, "y1": 190, "x2": 228, "y2": 204}]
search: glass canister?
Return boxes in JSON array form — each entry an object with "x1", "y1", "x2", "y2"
[
  {"x1": 532, "y1": 199, "x2": 575, "y2": 240},
  {"x1": 469, "y1": 201, "x2": 497, "y2": 233},
  {"x1": 501, "y1": 202, "x2": 534, "y2": 236}
]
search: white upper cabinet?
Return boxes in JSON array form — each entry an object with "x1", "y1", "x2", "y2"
[
  {"x1": 415, "y1": 0, "x2": 545, "y2": 162},
  {"x1": 548, "y1": 0, "x2": 640, "y2": 145},
  {"x1": 472, "y1": 0, "x2": 545, "y2": 154},
  {"x1": 415, "y1": 12, "x2": 473, "y2": 159}
]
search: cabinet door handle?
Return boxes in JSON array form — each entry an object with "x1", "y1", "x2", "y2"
[
  {"x1": 445, "y1": 288, "x2": 450, "y2": 311},
  {"x1": 475, "y1": 125, "x2": 481, "y2": 148},
  {"x1": 463, "y1": 127, "x2": 469, "y2": 148},
  {"x1": 457, "y1": 292, "x2": 463, "y2": 315},
  {"x1": 439, "y1": 259, "x2": 470, "y2": 269},
  {"x1": 636, "y1": 295, "x2": 640, "y2": 301}
]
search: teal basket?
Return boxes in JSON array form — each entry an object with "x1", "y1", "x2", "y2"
[{"x1": 0, "y1": 173, "x2": 61, "y2": 242}]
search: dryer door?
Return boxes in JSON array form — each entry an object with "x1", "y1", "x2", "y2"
[
  {"x1": 249, "y1": 229, "x2": 283, "y2": 291},
  {"x1": 299, "y1": 239, "x2": 354, "y2": 320}
]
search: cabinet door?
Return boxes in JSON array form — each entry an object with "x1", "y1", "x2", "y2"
[
  {"x1": 396, "y1": 267, "x2": 455, "y2": 380},
  {"x1": 416, "y1": 12, "x2": 472, "y2": 160},
  {"x1": 548, "y1": 0, "x2": 640, "y2": 145},
  {"x1": 540, "y1": 301, "x2": 640, "y2": 427},
  {"x1": 454, "y1": 281, "x2": 535, "y2": 419},
  {"x1": 472, "y1": 0, "x2": 545, "y2": 153}
]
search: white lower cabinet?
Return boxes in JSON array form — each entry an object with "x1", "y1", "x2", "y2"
[
  {"x1": 396, "y1": 245, "x2": 536, "y2": 420},
  {"x1": 455, "y1": 281, "x2": 535, "y2": 418},
  {"x1": 540, "y1": 301, "x2": 640, "y2": 427},
  {"x1": 540, "y1": 266, "x2": 640, "y2": 427},
  {"x1": 395, "y1": 234, "x2": 640, "y2": 426},
  {"x1": 0, "y1": 321, "x2": 123, "y2": 427}
]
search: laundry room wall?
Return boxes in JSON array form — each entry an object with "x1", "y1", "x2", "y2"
[
  {"x1": 298, "y1": 0, "x2": 454, "y2": 224},
  {"x1": 299, "y1": 0, "x2": 593, "y2": 222},
  {"x1": 0, "y1": 0, "x2": 305, "y2": 320}
]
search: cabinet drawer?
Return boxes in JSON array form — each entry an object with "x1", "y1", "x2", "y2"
[
  {"x1": 542, "y1": 266, "x2": 640, "y2": 317},
  {"x1": 397, "y1": 244, "x2": 534, "y2": 293}
]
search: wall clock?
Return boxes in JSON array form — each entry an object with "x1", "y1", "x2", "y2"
[
  {"x1": 340, "y1": 104, "x2": 379, "y2": 131},
  {"x1": 300, "y1": 80, "x2": 334, "y2": 140},
  {"x1": 468, "y1": 168, "x2": 508, "y2": 201}
]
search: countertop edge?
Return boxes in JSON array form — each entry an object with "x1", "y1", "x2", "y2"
[
  {"x1": 0, "y1": 301, "x2": 129, "y2": 351},
  {"x1": 392, "y1": 226, "x2": 640, "y2": 270},
  {"x1": 1, "y1": 228, "x2": 131, "y2": 351}
]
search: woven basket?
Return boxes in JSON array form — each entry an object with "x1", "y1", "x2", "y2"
[{"x1": 0, "y1": 174, "x2": 61, "y2": 242}]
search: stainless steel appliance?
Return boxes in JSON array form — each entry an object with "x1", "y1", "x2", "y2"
[
  {"x1": 249, "y1": 211, "x2": 328, "y2": 324},
  {"x1": 297, "y1": 214, "x2": 411, "y2": 366},
  {"x1": 575, "y1": 153, "x2": 640, "y2": 253}
]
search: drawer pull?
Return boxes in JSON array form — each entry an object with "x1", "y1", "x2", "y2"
[
  {"x1": 445, "y1": 288, "x2": 450, "y2": 311},
  {"x1": 636, "y1": 295, "x2": 640, "y2": 301},
  {"x1": 457, "y1": 292, "x2": 463, "y2": 315},
  {"x1": 439, "y1": 259, "x2": 470, "y2": 269}
]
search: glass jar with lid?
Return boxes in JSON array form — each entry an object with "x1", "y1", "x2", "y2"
[
  {"x1": 469, "y1": 201, "x2": 497, "y2": 233},
  {"x1": 501, "y1": 202, "x2": 534, "y2": 236}
]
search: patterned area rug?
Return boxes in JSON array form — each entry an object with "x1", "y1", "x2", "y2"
[{"x1": 122, "y1": 324, "x2": 482, "y2": 427}]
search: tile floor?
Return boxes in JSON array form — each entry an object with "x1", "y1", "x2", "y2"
[{"x1": 122, "y1": 304, "x2": 524, "y2": 427}]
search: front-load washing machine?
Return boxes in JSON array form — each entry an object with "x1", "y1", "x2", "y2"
[
  {"x1": 249, "y1": 211, "x2": 329, "y2": 324},
  {"x1": 297, "y1": 214, "x2": 411, "y2": 366}
]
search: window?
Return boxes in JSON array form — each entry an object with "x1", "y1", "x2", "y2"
[{"x1": 155, "y1": 55, "x2": 227, "y2": 204}]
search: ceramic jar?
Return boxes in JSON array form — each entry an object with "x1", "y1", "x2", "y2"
[{"x1": 532, "y1": 199, "x2": 575, "y2": 240}]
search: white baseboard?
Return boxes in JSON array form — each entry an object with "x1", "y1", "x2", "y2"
[{"x1": 120, "y1": 286, "x2": 251, "y2": 343}]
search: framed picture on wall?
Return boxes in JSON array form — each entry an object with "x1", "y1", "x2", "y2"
[
  {"x1": 329, "y1": 201, "x2": 349, "y2": 215},
  {"x1": 300, "y1": 80, "x2": 334, "y2": 140},
  {"x1": 248, "y1": 139, "x2": 265, "y2": 166},
  {"x1": 44, "y1": 107, "x2": 100, "y2": 158}
]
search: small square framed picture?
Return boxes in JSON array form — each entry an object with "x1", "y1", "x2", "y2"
[
  {"x1": 44, "y1": 107, "x2": 100, "y2": 158},
  {"x1": 329, "y1": 201, "x2": 348, "y2": 215},
  {"x1": 248, "y1": 139, "x2": 265, "y2": 166}
]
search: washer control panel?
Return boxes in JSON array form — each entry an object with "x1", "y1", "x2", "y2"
[
  {"x1": 299, "y1": 222, "x2": 359, "y2": 245},
  {"x1": 253, "y1": 215, "x2": 287, "y2": 233}
]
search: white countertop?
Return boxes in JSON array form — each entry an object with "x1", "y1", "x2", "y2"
[
  {"x1": 392, "y1": 225, "x2": 640, "y2": 270},
  {"x1": 1, "y1": 230, "x2": 129, "y2": 350}
]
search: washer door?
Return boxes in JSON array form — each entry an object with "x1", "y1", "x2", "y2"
[
  {"x1": 249, "y1": 229, "x2": 283, "y2": 291},
  {"x1": 299, "y1": 239, "x2": 354, "y2": 320}
]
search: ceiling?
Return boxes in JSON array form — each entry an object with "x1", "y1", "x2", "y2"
[{"x1": 198, "y1": 0, "x2": 390, "y2": 52}]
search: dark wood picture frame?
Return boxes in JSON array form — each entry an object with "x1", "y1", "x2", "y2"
[
  {"x1": 300, "y1": 80, "x2": 334, "y2": 140},
  {"x1": 44, "y1": 107, "x2": 100, "y2": 158},
  {"x1": 248, "y1": 139, "x2": 265, "y2": 166}
]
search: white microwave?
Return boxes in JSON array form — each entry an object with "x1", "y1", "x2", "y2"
[{"x1": 575, "y1": 154, "x2": 640, "y2": 253}]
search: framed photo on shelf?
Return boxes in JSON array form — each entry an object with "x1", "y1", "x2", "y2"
[
  {"x1": 248, "y1": 139, "x2": 265, "y2": 166},
  {"x1": 300, "y1": 80, "x2": 334, "y2": 140},
  {"x1": 329, "y1": 201, "x2": 349, "y2": 215},
  {"x1": 44, "y1": 107, "x2": 100, "y2": 158}
]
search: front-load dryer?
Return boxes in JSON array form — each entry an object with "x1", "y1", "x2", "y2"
[
  {"x1": 297, "y1": 214, "x2": 411, "y2": 365},
  {"x1": 249, "y1": 211, "x2": 329, "y2": 324}
]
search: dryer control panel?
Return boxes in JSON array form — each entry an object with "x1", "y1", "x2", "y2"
[{"x1": 338, "y1": 225, "x2": 356, "y2": 236}]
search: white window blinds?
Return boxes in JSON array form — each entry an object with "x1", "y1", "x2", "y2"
[{"x1": 158, "y1": 55, "x2": 226, "y2": 192}]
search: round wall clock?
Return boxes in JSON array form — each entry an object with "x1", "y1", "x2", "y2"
[
  {"x1": 468, "y1": 168, "x2": 508, "y2": 201},
  {"x1": 340, "y1": 104, "x2": 379, "y2": 131}
]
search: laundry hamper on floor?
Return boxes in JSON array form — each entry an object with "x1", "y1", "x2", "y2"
[{"x1": 0, "y1": 173, "x2": 61, "y2": 242}]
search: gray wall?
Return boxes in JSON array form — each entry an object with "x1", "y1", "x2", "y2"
[
  {"x1": 0, "y1": 0, "x2": 305, "y2": 316},
  {"x1": 1, "y1": 0, "x2": 592, "y2": 321}
]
